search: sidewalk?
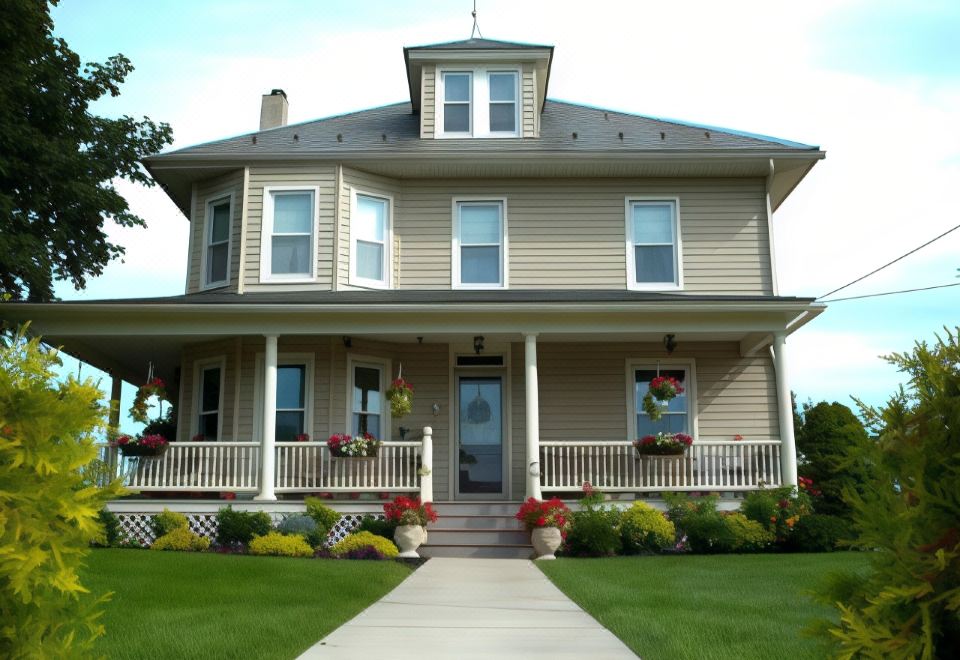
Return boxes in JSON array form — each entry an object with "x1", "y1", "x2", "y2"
[{"x1": 298, "y1": 558, "x2": 637, "y2": 659}]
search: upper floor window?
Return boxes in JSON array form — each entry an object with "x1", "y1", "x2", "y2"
[
  {"x1": 453, "y1": 199, "x2": 507, "y2": 289},
  {"x1": 626, "y1": 199, "x2": 682, "y2": 290},
  {"x1": 439, "y1": 68, "x2": 519, "y2": 138},
  {"x1": 350, "y1": 190, "x2": 391, "y2": 288},
  {"x1": 203, "y1": 195, "x2": 232, "y2": 288},
  {"x1": 260, "y1": 186, "x2": 318, "y2": 282}
]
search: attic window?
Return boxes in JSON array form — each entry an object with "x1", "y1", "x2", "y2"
[{"x1": 438, "y1": 67, "x2": 519, "y2": 138}]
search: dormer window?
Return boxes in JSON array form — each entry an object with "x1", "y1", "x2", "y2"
[{"x1": 438, "y1": 67, "x2": 519, "y2": 138}]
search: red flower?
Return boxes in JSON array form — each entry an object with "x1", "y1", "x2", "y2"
[
  {"x1": 115, "y1": 434, "x2": 131, "y2": 446},
  {"x1": 778, "y1": 499, "x2": 790, "y2": 509},
  {"x1": 582, "y1": 482, "x2": 595, "y2": 496},
  {"x1": 295, "y1": 433, "x2": 310, "y2": 442},
  {"x1": 733, "y1": 434, "x2": 744, "y2": 441}
]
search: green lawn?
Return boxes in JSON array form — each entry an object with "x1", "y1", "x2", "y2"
[
  {"x1": 82, "y1": 549, "x2": 413, "y2": 660},
  {"x1": 539, "y1": 552, "x2": 870, "y2": 660}
]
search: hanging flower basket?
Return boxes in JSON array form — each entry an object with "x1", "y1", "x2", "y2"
[
  {"x1": 386, "y1": 378, "x2": 414, "y2": 418},
  {"x1": 114, "y1": 433, "x2": 169, "y2": 457},
  {"x1": 642, "y1": 375, "x2": 684, "y2": 421},
  {"x1": 634, "y1": 432, "x2": 693, "y2": 456},
  {"x1": 130, "y1": 377, "x2": 169, "y2": 424},
  {"x1": 327, "y1": 432, "x2": 381, "y2": 458}
]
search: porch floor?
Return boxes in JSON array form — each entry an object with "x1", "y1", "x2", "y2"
[{"x1": 297, "y1": 558, "x2": 637, "y2": 659}]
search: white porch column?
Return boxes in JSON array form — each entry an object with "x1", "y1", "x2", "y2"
[
  {"x1": 524, "y1": 333, "x2": 543, "y2": 500},
  {"x1": 772, "y1": 332, "x2": 798, "y2": 487},
  {"x1": 255, "y1": 334, "x2": 278, "y2": 501},
  {"x1": 420, "y1": 426, "x2": 434, "y2": 502}
]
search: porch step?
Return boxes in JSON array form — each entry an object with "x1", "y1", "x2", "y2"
[{"x1": 423, "y1": 501, "x2": 532, "y2": 558}]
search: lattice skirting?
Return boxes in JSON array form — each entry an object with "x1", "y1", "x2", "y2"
[{"x1": 115, "y1": 511, "x2": 384, "y2": 547}]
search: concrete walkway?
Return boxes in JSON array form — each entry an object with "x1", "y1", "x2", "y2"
[{"x1": 298, "y1": 558, "x2": 637, "y2": 659}]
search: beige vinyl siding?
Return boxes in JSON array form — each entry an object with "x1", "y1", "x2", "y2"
[
  {"x1": 521, "y1": 62, "x2": 537, "y2": 137},
  {"x1": 397, "y1": 177, "x2": 772, "y2": 293},
  {"x1": 243, "y1": 164, "x2": 336, "y2": 290},
  {"x1": 420, "y1": 64, "x2": 436, "y2": 139},
  {"x1": 186, "y1": 170, "x2": 244, "y2": 293},
  {"x1": 337, "y1": 167, "x2": 402, "y2": 290}
]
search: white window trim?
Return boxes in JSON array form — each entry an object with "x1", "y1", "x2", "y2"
[
  {"x1": 625, "y1": 358, "x2": 699, "y2": 442},
  {"x1": 452, "y1": 196, "x2": 509, "y2": 290},
  {"x1": 345, "y1": 354, "x2": 392, "y2": 441},
  {"x1": 191, "y1": 356, "x2": 227, "y2": 440},
  {"x1": 437, "y1": 66, "x2": 520, "y2": 138},
  {"x1": 348, "y1": 188, "x2": 393, "y2": 290},
  {"x1": 252, "y1": 353, "x2": 315, "y2": 442},
  {"x1": 200, "y1": 191, "x2": 234, "y2": 290},
  {"x1": 625, "y1": 196, "x2": 684, "y2": 291},
  {"x1": 258, "y1": 185, "x2": 320, "y2": 283}
]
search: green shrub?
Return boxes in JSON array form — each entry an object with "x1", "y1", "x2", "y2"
[
  {"x1": 93, "y1": 508, "x2": 121, "y2": 547},
  {"x1": 620, "y1": 502, "x2": 675, "y2": 553},
  {"x1": 724, "y1": 512, "x2": 775, "y2": 552},
  {"x1": 565, "y1": 509, "x2": 622, "y2": 557},
  {"x1": 330, "y1": 531, "x2": 399, "y2": 559},
  {"x1": 0, "y1": 328, "x2": 125, "y2": 657},
  {"x1": 357, "y1": 514, "x2": 397, "y2": 542},
  {"x1": 814, "y1": 328, "x2": 960, "y2": 657},
  {"x1": 215, "y1": 507, "x2": 272, "y2": 546},
  {"x1": 740, "y1": 490, "x2": 779, "y2": 529},
  {"x1": 684, "y1": 509, "x2": 734, "y2": 553},
  {"x1": 151, "y1": 527, "x2": 210, "y2": 552},
  {"x1": 150, "y1": 508, "x2": 188, "y2": 537},
  {"x1": 249, "y1": 531, "x2": 314, "y2": 558},
  {"x1": 304, "y1": 497, "x2": 341, "y2": 536},
  {"x1": 788, "y1": 513, "x2": 852, "y2": 553},
  {"x1": 740, "y1": 486, "x2": 813, "y2": 544},
  {"x1": 277, "y1": 514, "x2": 327, "y2": 548}
]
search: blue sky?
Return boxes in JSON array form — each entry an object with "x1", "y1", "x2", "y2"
[{"x1": 45, "y1": 0, "x2": 959, "y2": 428}]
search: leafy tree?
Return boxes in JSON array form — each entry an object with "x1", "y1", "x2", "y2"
[
  {"x1": 796, "y1": 400, "x2": 871, "y2": 517},
  {"x1": 815, "y1": 327, "x2": 960, "y2": 658},
  {"x1": 0, "y1": 0, "x2": 173, "y2": 301},
  {"x1": 0, "y1": 325, "x2": 125, "y2": 657}
]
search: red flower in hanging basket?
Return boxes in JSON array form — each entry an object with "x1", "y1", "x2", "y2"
[{"x1": 648, "y1": 376, "x2": 684, "y2": 401}]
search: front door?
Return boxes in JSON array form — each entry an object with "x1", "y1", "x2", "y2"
[{"x1": 456, "y1": 375, "x2": 505, "y2": 499}]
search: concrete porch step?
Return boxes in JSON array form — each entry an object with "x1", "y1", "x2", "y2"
[
  {"x1": 430, "y1": 501, "x2": 523, "y2": 516},
  {"x1": 431, "y1": 514, "x2": 525, "y2": 530},
  {"x1": 427, "y1": 528, "x2": 529, "y2": 546},
  {"x1": 419, "y1": 543, "x2": 533, "y2": 559}
]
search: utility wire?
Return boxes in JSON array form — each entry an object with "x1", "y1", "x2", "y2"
[
  {"x1": 820, "y1": 281, "x2": 960, "y2": 303},
  {"x1": 818, "y1": 221, "x2": 960, "y2": 300}
]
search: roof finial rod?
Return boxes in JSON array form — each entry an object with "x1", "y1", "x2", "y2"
[{"x1": 470, "y1": 0, "x2": 483, "y2": 39}]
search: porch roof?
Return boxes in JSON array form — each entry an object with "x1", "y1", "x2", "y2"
[{"x1": 2, "y1": 290, "x2": 823, "y2": 388}]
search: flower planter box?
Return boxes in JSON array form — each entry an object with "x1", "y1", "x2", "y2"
[
  {"x1": 119, "y1": 443, "x2": 168, "y2": 458},
  {"x1": 329, "y1": 448, "x2": 378, "y2": 460},
  {"x1": 635, "y1": 447, "x2": 687, "y2": 457}
]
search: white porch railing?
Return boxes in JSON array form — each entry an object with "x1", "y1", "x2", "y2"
[
  {"x1": 540, "y1": 440, "x2": 782, "y2": 492},
  {"x1": 274, "y1": 441, "x2": 423, "y2": 493},
  {"x1": 96, "y1": 442, "x2": 261, "y2": 492}
]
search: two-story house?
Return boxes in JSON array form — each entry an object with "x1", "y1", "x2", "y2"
[{"x1": 5, "y1": 38, "x2": 825, "y2": 556}]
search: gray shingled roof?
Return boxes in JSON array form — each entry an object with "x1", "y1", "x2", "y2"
[
  {"x1": 405, "y1": 38, "x2": 552, "y2": 51},
  {"x1": 147, "y1": 99, "x2": 818, "y2": 161},
  {"x1": 25, "y1": 290, "x2": 817, "y2": 306}
]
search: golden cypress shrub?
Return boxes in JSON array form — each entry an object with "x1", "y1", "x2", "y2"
[{"x1": 249, "y1": 531, "x2": 314, "y2": 558}]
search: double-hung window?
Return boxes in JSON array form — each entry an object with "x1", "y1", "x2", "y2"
[
  {"x1": 203, "y1": 196, "x2": 232, "y2": 288},
  {"x1": 350, "y1": 191, "x2": 391, "y2": 288},
  {"x1": 454, "y1": 199, "x2": 506, "y2": 288},
  {"x1": 350, "y1": 361, "x2": 385, "y2": 439},
  {"x1": 631, "y1": 365, "x2": 693, "y2": 439},
  {"x1": 195, "y1": 358, "x2": 225, "y2": 441},
  {"x1": 276, "y1": 364, "x2": 307, "y2": 442},
  {"x1": 442, "y1": 72, "x2": 472, "y2": 134},
  {"x1": 260, "y1": 187, "x2": 318, "y2": 281},
  {"x1": 438, "y1": 68, "x2": 520, "y2": 138},
  {"x1": 626, "y1": 199, "x2": 682, "y2": 289},
  {"x1": 488, "y1": 72, "x2": 518, "y2": 134}
]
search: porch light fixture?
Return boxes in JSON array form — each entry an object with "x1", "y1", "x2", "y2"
[
  {"x1": 473, "y1": 335, "x2": 484, "y2": 354},
  {"x1": 663, "y1": 334, "x2": 678, "y2": 355},
  {"x1": 342, "y1": 336, "x2": 352, "y2": 349}
]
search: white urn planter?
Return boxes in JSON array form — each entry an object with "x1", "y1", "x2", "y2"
[
  {"x1": 531, "y1": 527, "x2": 562, "y2": 560},
  {"x1": 394, "y1": 524, "x2": 427, "y2": 558}
]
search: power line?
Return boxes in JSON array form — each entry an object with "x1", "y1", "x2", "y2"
[
  {"x1": 820, "y1": 281, "x2": 960, "y2": 303},
  {"x1": 818, "y1": 221, "x2": 960, "y2": 300}
]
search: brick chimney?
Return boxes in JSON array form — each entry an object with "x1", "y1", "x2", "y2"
[{"x1": 259, "y1": 89, "x2": 288, "y2": 130}]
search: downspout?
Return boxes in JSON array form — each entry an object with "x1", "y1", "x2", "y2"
[
  {"x1": 332, "y1": 164, "x2": 343, "y2": 291},
  {"x1": 237, "y1": 166, "x2": 250, "y2": 294}
]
